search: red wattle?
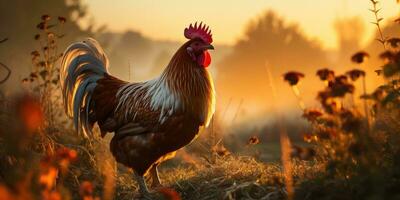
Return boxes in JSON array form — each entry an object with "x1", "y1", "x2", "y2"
[{"x1": 202, "y1": 51, "x2": 211, "y2": 68}]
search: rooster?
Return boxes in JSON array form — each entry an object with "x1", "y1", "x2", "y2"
[{"x1": 60, "y1": 22, "x2": 215, "y2": 196}]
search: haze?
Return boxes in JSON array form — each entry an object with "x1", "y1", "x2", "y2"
[{"x1": 81, "y1": 0, "x2": 398, "y2": 49}]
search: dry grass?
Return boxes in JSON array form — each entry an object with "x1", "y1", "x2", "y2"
[{"x1": 110, "y1": 154, "x2": 324, "y2": 200}]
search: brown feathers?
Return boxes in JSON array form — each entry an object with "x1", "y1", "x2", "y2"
[{"x1": 91, "y1": 74, "x2": 126, "y2": 135}]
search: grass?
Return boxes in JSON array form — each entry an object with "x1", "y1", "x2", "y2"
[{"x1": 112, "y1": 154, "x2": 324, "y2": 200}]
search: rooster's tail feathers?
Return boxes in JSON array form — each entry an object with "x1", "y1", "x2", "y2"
[{"x1": 60, "y1": 38, "x2": 109, "y2": 136}]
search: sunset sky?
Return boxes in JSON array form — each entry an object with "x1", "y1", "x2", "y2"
[{"x1": 81, "y1": 0, "x2": 398, "y2": 49}]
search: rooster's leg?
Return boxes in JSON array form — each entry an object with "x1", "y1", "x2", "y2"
[
  {"x1": 133, "y1": 172, "x2": 150, "y2": 196},
  {"x1": 150, "y1": 165, "x2": 162, "y2": 188}
]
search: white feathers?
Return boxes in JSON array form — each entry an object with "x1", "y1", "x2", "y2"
[
  {"x1": 115, "y1": 74, "x2": 182, "y2": 124},
  {"x1": 145, "y1": 77, "x2": 181, "y2": 123},
  {"x1": 60, "y1": 38, "x2": 109, "y2": 136}
]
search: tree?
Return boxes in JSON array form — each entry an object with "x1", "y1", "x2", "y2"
[{"x1": 216, "y1": 11, "x2": 329, "y2": 116}]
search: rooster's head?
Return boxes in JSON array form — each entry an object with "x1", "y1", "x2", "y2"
[{"x1": 184, "y1": 22, "x2": 214, "y2": 68}]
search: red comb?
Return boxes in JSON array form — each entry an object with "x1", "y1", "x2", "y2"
[{"x1": 184, "y1": 22, "x2": 213, "y2": 44}]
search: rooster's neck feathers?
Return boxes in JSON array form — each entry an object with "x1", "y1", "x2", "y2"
[{"x1": 115, "y1": 42, "x2": 215, "y2": 125}]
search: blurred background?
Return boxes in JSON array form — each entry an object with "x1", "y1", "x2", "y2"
[{"x1": 0, "y1": 0, "x2": 399, "y2": 156}]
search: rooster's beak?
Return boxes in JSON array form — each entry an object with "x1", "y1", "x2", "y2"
[{"x1": 204, "y1": 44, "x2": 214, "y2": 50}]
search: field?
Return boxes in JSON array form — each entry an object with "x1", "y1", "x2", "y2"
[{"x1": 2, "y1": 0, "x2": 400, "y2": 200}]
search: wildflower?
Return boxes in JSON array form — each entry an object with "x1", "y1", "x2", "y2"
[
  {"x1": 31, "y1": 50, "x2": 40, "y2": 57},
  {"x1": 39, "y1": 166, "x2": 58, "y2": 190},
  {"x1": 316, "y1": 68, "x2": 335, "y2": 81},
  {"x1": 47, "y1": 32, "x2": 55, "y2": 38},
  {"x1": 30, "y1": 72, "x2": 38, "y2": 78},
  {"x1": 302, "y1": 109, "x2": 323, "y2": 122},
  {"x1": 56, "y1": 147, "x2": 77, "y2": 162},
  {"x1": 158, "y1": 187, "x2": 181, "y2": 200},
  {"x1": 41, "y1": 14, "x2": 51, "y2": 21},
  {"x1": 351, "y1": 51, "x2": 370, "y2": 64},
  {"x1": 328, "y1": 76, "x2": 355, "y2": 97},
  {"x1": 247, "y1": 136, "x2": 260, "y2": 145},
  {"x1": 317, "y1": 91, "x2": 340, "y2": 114},
  {"x1": 79, "y1": 181, "x2": 94, "y2": 199},
  {"x1": 21, "y1": 78, "x2": 29, "y2": 83},
  {"x1": 346, "y1": 69, "x2": 365, "y2": 81},
  {"x1": 37, "y1": 22, "x2": 46, "y2": 30},
  {"x1": 387, "y1": 38, "x2": 400, "y2": 48},
  {"x1": 375, "y1": 69, "x2": 382, "y2": 75},
  {"x1": 283, "y1": 71, "x2": 304, "y2": 86},
  {"x1": 379, "y1": 51, "x2": 394, "y2": 61},
  {"x1": 58, "y1": 16, "x2": 66, "y2": 24},
  {"x1": 0, "y1": 185, "x2": 13, "y2": 200},
  {"x1": 42, "y1": 191, "x2": 62, "y2": 200},
  {"x1": 334, "y1": 75, "x2": 348, "y2": 84},
  {"x1": 17, "y1": 95, "x2": 43, "y2": 132}
]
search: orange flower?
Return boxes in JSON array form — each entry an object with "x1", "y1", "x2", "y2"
[
  {"x1": 39, "y1": 167, "x2": 58, "y2": 190},
  {"x1": 158, "y1": 187, "x2": 181, "y2": 200},
  {"x1": 17, "y1": 95, "x2": 43, "y2": 132},
  {"x1": 0, "y1": 185, "x2": 13, "y2": 200},
  {"x1": 56, "y1": 147, "x2": 77, "y2": 171},
  {"x1": 42, "y1": 191, "x2": 61, "y2": 200},
  {"x1": 55, "y1": 148, "x2": 77, "y2": 162},
  {"x1": 80, "y1": 181, "x2": 95, "y2": 200}
]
